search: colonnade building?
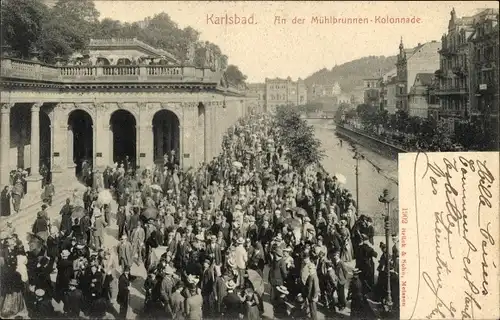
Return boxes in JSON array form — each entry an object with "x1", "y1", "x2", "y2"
[{"x1": 0, "y1": 41, "x2": 259, "y2": 206}]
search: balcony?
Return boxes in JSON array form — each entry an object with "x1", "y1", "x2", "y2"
[
  {"x1": 0, "y1": 57, "x2": 223, "y2": 85},
  {"x1": 452, "y1": 66, "x2": 468, "y2": 77},
  {"x1": 435, "y1": 86, "x2": 468, "y2": 95}
]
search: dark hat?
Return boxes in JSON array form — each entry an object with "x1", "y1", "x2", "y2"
[
  {"x1": 41, "y1": 204, "x2": 48, "y2": 210},
  {"x1": 123, "y1": 266, "x2": 131, "y2": 273}
]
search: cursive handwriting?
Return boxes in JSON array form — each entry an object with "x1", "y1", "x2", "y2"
[
  {"x1": 476, "y1": 159, "x2": 494, "y2": 226},
  {"x1": 413, "y1": 153, "x2": 498, "y2": 320}
]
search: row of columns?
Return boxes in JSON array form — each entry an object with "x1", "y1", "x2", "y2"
[{"x1": 0, "y1": 103, "x2": 43, "y2": 192}]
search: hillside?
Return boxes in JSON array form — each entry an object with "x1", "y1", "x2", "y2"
[{"x1": 304, "y1": 55, "x2": 397, "y2": 94}]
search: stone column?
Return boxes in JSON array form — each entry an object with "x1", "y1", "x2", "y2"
[
  {"x1": 109, "y1": 125, "x2": 114, "y2": 165},
  {"x1": 0, "y1": 104, "x2": 11, "y2": 188},
  {"x1": 138, "y1": 124, "x2": 154, "y2": 169},
  {"x1": 67, "y1": 125, "x2": 74, "y2": 167},
  {"x1": 204, "y1": 103, "x2": 210, "y2": 162},
  {"x1": 50, "y1": 105, "x2": 68, "y2": 185},
  {"x1": 181, "y1": 102, "x2": 196, "y2": 169},
  {"x1": 155, "y1": 123, "x2": 163, "y2": 162},
  {"x1": 25, "y1": 103, "x2": 43, "y2": 197}
]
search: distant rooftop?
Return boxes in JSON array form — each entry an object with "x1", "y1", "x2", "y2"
[{"x1": 89, "y1": 38, "x2": 178, "y2": 62}]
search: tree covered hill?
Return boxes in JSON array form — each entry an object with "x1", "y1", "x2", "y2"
[{"x1": 304, "y1": 55, "x2": 397, "y2": 94}]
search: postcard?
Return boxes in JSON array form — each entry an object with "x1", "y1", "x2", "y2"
[
  {"x1": 0, "y1": 1, "x2": 499, "y2": 320},
  {"x1": 399, "y1": 152, "x2": 499, "y2": 320}
]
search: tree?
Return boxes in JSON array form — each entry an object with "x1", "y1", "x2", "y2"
[
  {"x1": 225, "y1": 65, "x2": 247, "y2": 86},
  {"x1": 1, "y1": 0, "x2": 48, "y2": 58},
  {"x1": 274, "y1": 106, "x2": 324, "y2": 170}
]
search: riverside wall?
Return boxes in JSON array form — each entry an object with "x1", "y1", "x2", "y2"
[{"x1": 335, "y1": 124, "x2": 407, "y2": 160}]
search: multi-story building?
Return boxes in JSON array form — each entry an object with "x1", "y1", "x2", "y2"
[
  {"x1": 311, "y1": 82, "x2": 341, "y2": 97},
  {"x1": 245, "y1": 83, "x2": 266, "y2": 111},
  {"x1": 265, "y1": 77, "x2": 307, "y2": 112},
  {"x1": 468, "y1": 8, "x2": 499, "y2": 124},
  {"x1": 395, "y1": 39, "x2": 441, "y2": 113},
  {"x1": 408, "y1": 73, "x2": 440, "y2": 118},
  {"x1": 435, "y1": 8, "x2": 475, "y2": 132},
  {"x1": 363, "y1": 77, "x2": 382, "y2": 108},
  {"x1": 380, "y1": 68, "x2": 397, "y2": 112}
]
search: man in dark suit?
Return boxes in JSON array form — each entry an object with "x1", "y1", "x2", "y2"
[
  {"x1": 305, "y1": 264, "x2": 321, "y2": 320},
  {"x1": 356, "y1": 234, "x2": 378, "y2": 294},
  {"x1": 117, "y1": 266, "x2": 131, "y2": 319},
  {"x1": 83, "y1": 186, "x2": 93, "y2": 212},
  {"x1": 333, "y1": 251, "x2": 349, "y2": 310},
  {"x1": 268, "y1": 248, "x2": 288, "y2": 302},
  {"x1": 222, "y1": 280, "x2": 243, "y2": 319},
  {"x1": 64, "y1": 278, "x2": 83, "y2": 317}
]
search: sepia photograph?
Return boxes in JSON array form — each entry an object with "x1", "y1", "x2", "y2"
[{"x1": 0, "y1": 1, "x2": 498, "y2": 319}]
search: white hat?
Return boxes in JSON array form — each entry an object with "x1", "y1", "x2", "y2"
[
  {"x1": 227, "y1": 258, "x2": 236, "y2": 268},
  {"x1": 196, "y1": 208, "x2": 203, "y2": 214},
  {"x1": 195, "y1": 234, "x2": 205, "y2": 241},
  {"x1": 276, "y1": 285, "x2": 289, "y2": 295},
  {"x1": 235, "y1": 204, "x2": 242, "y2": 210},
  {"x1": 121, "y1": 235, "x2": 128, "y2": 240},
  {"x1": 61, "y1": 250, "x2": 70, "y2": 257},
  {"x1": 164, "y1": 265, "x2": 175, "y2": 275},
  {"x1": 236, "y1": 237, "x2": 245, "y2": 245},
  {"x1": 187, "y1": 274, "x2": 199, "y2": 284},
  {"x1": 226, "y1": 280, "x2": 237, "y2": 290},
  {"x1": 35, "y1": 289, "x2": 45, "y2": 297},
  {"x1": 304, "y1": 217, "x2": 310, "y2": 222}
]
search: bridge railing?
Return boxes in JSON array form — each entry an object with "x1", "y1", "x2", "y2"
[{"x1": 0, "y1": 57, "x2": 224, "y2": 84}]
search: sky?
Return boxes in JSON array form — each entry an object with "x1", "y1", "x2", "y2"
[{"x1": 88, "y1": 1, "x2": 497, "y2": 82}]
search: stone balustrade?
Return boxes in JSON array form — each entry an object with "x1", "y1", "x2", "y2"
[{"x1": 0, "y1": 57, "x2": 243, "y2": 87}]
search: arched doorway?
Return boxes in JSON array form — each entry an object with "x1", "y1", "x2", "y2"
[
  {"x1": 39, "y1": 111, "x2": 51, "y2": 184},
  {"x1": 152, "y1": 110, "x2": 180, "y2": 165},
  {"x1": 110, "y1": 110, "x2": 136, "y2": 168},
  {"x1": 197, "y1": 103, "x2": 206, "y2": 164},
  {"x1": 68, "y1": 110, "x2": 93, "y2": 177}
]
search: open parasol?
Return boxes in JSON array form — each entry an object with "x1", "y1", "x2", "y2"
[
  {"x1": 232, "y1": 161, "x2": 243, "y2": 168},
  {"x1": 97, "y1": 189, "x2": 113, "y2": 206},
  {"x1": 334, "y1": 173, "x2": 347, "y2": 185},
  {"x1": 150, "y1": 184, "x2": 163, "y2": 192},
  {"x1": 246, "y1": 269, "x2": 265, "y2": 296},
  {"x1": 141, "y1": 207, "x2": 159, "y2": 220},
  {"x1": 71, "y1": 206, "x2": 85, "y2": 219},
  {"x1": 27, "y1": 232, "x2": 45, "y2": 255}
]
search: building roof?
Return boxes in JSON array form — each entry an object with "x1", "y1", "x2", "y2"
[
  {"x1": 89, "y1": 38, "x2": 178, "y2": 62},
  {"x1": 414, "y1": 73, "x2": 434, "y2": 86}
]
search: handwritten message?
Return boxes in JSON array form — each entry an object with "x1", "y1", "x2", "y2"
[{"x1": 399, "y1": 152, "x2": 499, "y2": 320}]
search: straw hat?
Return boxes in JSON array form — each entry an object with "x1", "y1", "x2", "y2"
[
  {"x1": 164, "y1": 265, "x2": 175, "y2": 275},
  {"x1": 235, "y1": 204, "x2": 242, "y2": 210},
  {"x1": 61, "y1": 250, "x2": 70, "y2": 258},
  {"x1": 195, "y1": 234, "x2": 205, "y2": 242},
  {"x1": 227, "y1": 258, "x2": 236, "y2": 268},
  {"x1": 69, "y1": 279, "x2": 79, "y2": 286},
  {"x1": 276, "y1": 285, "x2": 289, "y2": 295},
  {"x1": 236, "y1": 237, "x2": 245, "y2": 245},
  {"x1": 226, "y1": 280, "x2": 237, "y2": 290},
  {"x1": 35, "y1": 289, "x2": 45, "y2": 297},
  {"x1": 353, "y1": 268, "x2": 362, "y2": 275}
]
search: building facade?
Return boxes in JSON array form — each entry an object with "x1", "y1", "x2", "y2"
[
  {"x1": 408, "y1": 73, "x2": 440, "y2": 118},
  {"x1": 468, "y1": 9, "x2": 499, "y2": 122},
  {"x1": 245, "y1": 83, "x2": 266, "y2": 111},
  {"x1": 264, "y1": 77, "x2": 307, "y2": 112},
  {"x1": 311, "y1": 82, "x2": 341, "y2": 97},
  {"x1": 0, "y1": 56, "x2": 254, "y2": 205},
  {"x1": 395, "y1": 39, "x2": 441, "y2": 113},
  {"x1": 363, "y1": 78, "x2": 382, "y2": 108},
  {"x1": 88, "y1": 38, "x2": 179, "y2": 65},
  {"x1": 435, "y1": 9, "x2": 475, "y2": 131}
]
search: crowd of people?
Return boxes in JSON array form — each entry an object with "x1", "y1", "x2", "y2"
[{"x1": 0, "y1": 113, "x2": 399, "y2": 319}]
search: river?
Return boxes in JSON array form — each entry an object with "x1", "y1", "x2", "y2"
[{"x1": 308, "y1": 119, "x2": 399, "y2": 232}]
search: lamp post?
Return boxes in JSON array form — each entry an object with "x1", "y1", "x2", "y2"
[
  {"x1": 352, "y1": 149, "x2": 364, "y2": 214},
  {"x1": 379, "y1": 188, "x2": 395, "y2": 311}
]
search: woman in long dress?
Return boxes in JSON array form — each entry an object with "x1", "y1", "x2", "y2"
[
  {"x1": 339, "y1": 221, "x2": 353, "y2": 262},
  {"x1": 1, "y1": 186, "x2": 11, "y2": 217}
]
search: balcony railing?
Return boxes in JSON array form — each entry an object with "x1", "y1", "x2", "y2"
[
  {"x1": 0, "y1": 57, "x2": 228, "y2": 86},
  {"x1": 436, "y1": 86, "x2": 468, "y2": 95}
]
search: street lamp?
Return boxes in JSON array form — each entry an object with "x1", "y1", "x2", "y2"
[
  {"x1": 352, "y1": 149, "x2": 364, "y2": 214},
  {"x1": 379, "y1": 188, "x2": 395, "y2": 311}
]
